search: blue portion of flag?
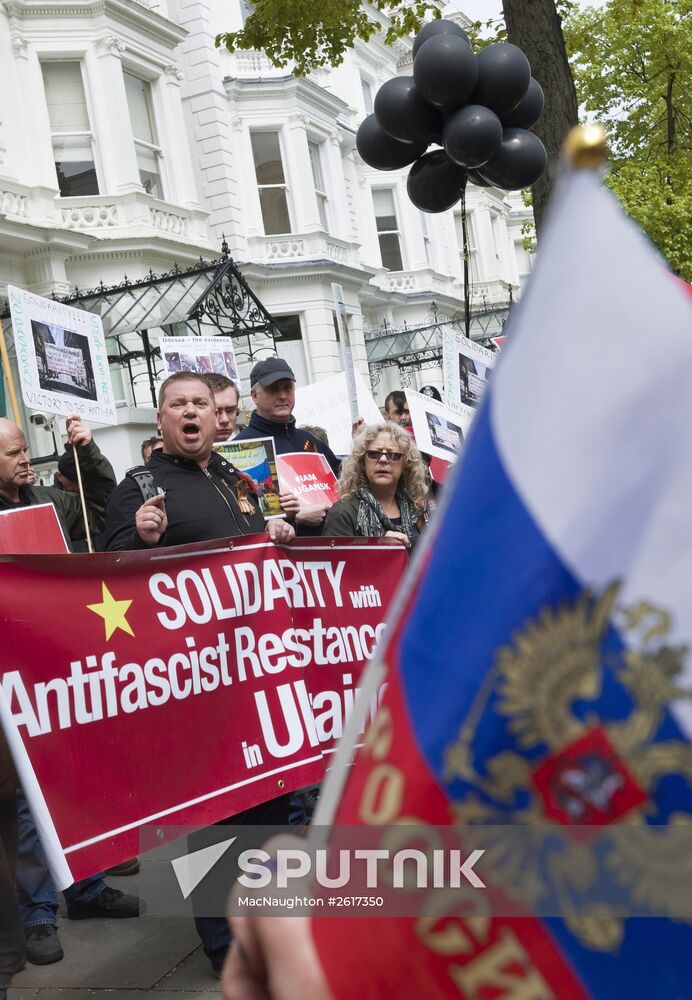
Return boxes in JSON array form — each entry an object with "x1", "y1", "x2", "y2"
[{"x1": 396, "y1": 396, "x2": 692, "y2": 997}]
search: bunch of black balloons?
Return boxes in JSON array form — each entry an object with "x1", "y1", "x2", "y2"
[{"x1": 356, "y1": 19, "x2": 547, "y2": 213}]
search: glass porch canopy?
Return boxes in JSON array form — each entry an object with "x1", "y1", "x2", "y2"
[
  {"x1": 365, "y1": 311, "x2": 510, "y2": 366},
  {"x1": 63, "y1": 248, "x2": 278, "y2": 340}
]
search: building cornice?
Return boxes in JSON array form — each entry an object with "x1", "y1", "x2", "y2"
[
  {"x1": 1, "y1": 0, "x2": 186, "y2": 48},
  {"x1": 224, "y1": 74, "x2": 350, "y2": 122}
]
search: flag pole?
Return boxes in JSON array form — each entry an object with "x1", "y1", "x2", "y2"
[
  {"x1": 0, "y1": 318, "x2": 23, "y2": 428},
  {"x1": 71, "y1": 445, "x2": 93, "y2": 554}
]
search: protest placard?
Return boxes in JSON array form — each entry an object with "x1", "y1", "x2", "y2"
[
  {"x1": 0, "y1": 537, "x2": 405, "y2": 884},
  {"x1": 293, "y1": 370, "x2": 383, "y2": 456},
  {"x1": 213, "y1": 437, "x2": 283, "y2": 519},
  {"x1": 276, "y1": 452, "x2": 340, "y2": 513},
  {"x1": 405, "y1": 388, "x2": 476, "y2": 464},
  {"x1": 7, "y1": 285, "x2": 116, "y2": 424},
  {"x1": 0, "y1": 504, "x2": 69, "y2": 554},
  {"x1": 442, "y1": 327, "x2": 496, "y2": 409},
  {"x1": 159, "y1": 335, "x2": 242, "y2": 393}
]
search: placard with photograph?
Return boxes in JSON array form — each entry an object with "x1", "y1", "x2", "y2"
[
  {"x1": 7, "y1": 285, "x2": 116, "y2": 424},
  {"x1": 442, "y1": 328, "x2": 496, "y2": 409},
  {"x1": 213, "y1": 437, "x2": 283, "y2": 519},
  {"x1": 405, "y1": 389, "x2": 476, "y2": 464},
  {"x1": 160, "y1": 336, "x2": 242, "y2": 393}
]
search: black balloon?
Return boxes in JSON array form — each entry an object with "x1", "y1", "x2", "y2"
[
  {"x1": 470, "y1": 43, "x2": 531, "y2": 116},
  {"x1": 478, "y1": 128, "x2": 547, "y2": 190},
  {"x1": 467, "y1": 169, "x2": 495, "y2": 187},
  {"x1": 413, "y1": 35, "x2": 477, "y2": 111},
  {"x1": 444, "y1": 105, "x2": 502, "y2": 168},
  {"x1": 356, "y1": 114, "x2": 428, "y2": 170},
  {"x1": 412, "y1": 17, "x2": 469, "y2": 58},
  {"x1": 374, "y1": 76, "x2": 444, "y2": 144},
  {"x1": 501, "y1": 78, "x2": 544, "y2": 129},
  {"x1": 407, "y1": 149, "x2": 467, "y2": 213}
]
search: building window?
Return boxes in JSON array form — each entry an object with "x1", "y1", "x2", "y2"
[
  {"x1": 274, "y1": 314, "x2": 308, "y2": 385},
  {"x1": 373, "y1": 189, "x2": 403, "y2": 271},
  {"x1": 421, "y1": 213, "x2": 433, "y2": 266},
  {"x1": 360, "y1": 75, "x2": 374, "y2": 114},
  {"x1": 456, "y1": 211, "x2": 480, "y2": 283},
  {"x1": 308, "y1": 140, "x2": 329, "y2": 231},
  {"x1": 41, "y1": 62, "x2": 99, "y2": 197},
  {"x1": 251, "y1": 131, "x2": 291, "y2": 235},
  {"x1": 123, "y1": 72, "x2": 163, "y2": 198}
]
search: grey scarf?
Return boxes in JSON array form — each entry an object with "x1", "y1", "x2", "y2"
[{"x1": 355, "y1": 487, "x2": 421, "y2": 539}]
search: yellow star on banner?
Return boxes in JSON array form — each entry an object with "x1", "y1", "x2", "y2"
[{"x1": 87, "y1": 582, "x2": 135, "y2": 641}]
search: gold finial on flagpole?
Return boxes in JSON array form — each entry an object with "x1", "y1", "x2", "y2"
[{"x1": 563, "y1": 124, "x2": 608, "y2": 169}]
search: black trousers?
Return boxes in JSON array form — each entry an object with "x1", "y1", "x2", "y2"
[{"x1": 0, "y1": 795, "x2": 25, "y2": 989}]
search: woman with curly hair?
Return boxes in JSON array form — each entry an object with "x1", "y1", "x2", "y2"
[{"x1": 322, "y1": 423, "x2": 429, "y2": 550}]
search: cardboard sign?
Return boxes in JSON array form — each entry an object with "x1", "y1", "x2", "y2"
[
  {"x1": 7, "y1": 285, "x2": 116, "y2": 425},
  {"x1": 160, "y1": 335, "x2": 242, "y2": 393},
  {"x1": 214, "y1": 437, "x2": 283, "y2": 519},
  {"x1": 293, "y1": 371, "x2": 383, "y2": 456},
  {"x1": 0, "y1": 504, "x2": 69, "y2": 554},
  {"x1": 0, "y1": 537, "x2": 405, "y2": 885},
  {"x1": 405, "y1": 389, "x2": 476, "y2": 464},
  {"x1": 276, "y1": 453, "x2": 340, "y2": 512},
  {"x1": 442, "y1": 328, "x2": 496, "y2": 409}
]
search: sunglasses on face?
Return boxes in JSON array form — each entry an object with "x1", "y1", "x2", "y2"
[{"x1": 365, "y1": 449, "x2": 403, "y2": 463}]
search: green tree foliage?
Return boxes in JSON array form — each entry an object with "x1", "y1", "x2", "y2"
[
  {"x1": 564, "y1": 0, "x2": 691, "y2": 279},
  {"x1": 216, "y1": 1, "x2": 439, "y2": 76}
]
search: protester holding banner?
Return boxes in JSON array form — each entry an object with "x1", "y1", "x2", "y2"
[
  {"x1": 103, "y1": 373, "x2": 295, "y2": 551},
  {"x1": 322, "y1": 424, "x2": 429, "y2": 550},
  {"x1": 235, "y1": 360, "x2": 340, "y2": 533},
  {"x1": 101, "y1": 371, "x2": 295, "y2": 976},
  {"x1": 0, "y1": 416, "x2": 115, "y2": 549}
]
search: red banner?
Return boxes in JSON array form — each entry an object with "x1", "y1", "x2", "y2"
[
  {"x1": 0, "y1": 536, "x2": 405, "y2": 886},
  {"x1": 276, "y1": 453, "x2": 340, "y2": 512}
]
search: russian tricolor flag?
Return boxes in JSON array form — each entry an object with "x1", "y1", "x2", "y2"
[{"x1": 313, "y1": 167, "x2": 692, "y2": 998}]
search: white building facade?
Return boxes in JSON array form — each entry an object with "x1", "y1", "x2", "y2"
[{"x1": 0, "y1": 0, "x2": 533, "y2": 477}]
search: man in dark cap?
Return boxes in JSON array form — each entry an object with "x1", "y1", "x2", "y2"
[{"x1": 234, "y1": 359, "x2": 340, "y2": 532}]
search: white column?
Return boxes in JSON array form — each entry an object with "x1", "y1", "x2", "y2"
[
  {"x1": 283, "y1": 114, "x2": 321, "y2": 233},
  {"x1": 303, "y1": 305, "x2": 340, "y2": 379},
  {"x1": 89, "y1": 36, "x2": 141, "y2": 195},
  {"x1": 474, "y1": 204, "x2": 500, "y2": 281},
  {"x1": 157, "y1": 65, "x2": 203, "y2": 209},
  {"x1": 324, "y1": 132, "x2": 351, "y2": 240}
]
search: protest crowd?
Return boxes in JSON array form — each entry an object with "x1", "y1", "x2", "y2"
[{"x1": 0, "y1": 355, "x2": 436, "y2": 997}]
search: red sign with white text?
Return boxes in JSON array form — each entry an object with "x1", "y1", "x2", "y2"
[
  {"x1": 0, "y1": 536, "x2": 404, "y2": 885},
  {"x1": 276, "y1": 452, "x2": 340, "y2": 512},
  {"x1": 0, "y1": 504, "x2": 69, "y2": 554}
]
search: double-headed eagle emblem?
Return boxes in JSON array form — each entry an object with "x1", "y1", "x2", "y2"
[{"x1": 444, "y1": 583, "x2": 692, "y2": 952}]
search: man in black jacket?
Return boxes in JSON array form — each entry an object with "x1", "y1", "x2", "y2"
[
  {"x1": 103, "y1": 373, "x2": 295, "y2": 551},
  {"x1": 102, "y1": 372, "x2": 295, "y2": 977},
  {"x1": 0, "y1": 415, "x2": 115, "y2": 548},
  {"x1": 234, "y1": 359, "x2": 340, "y2": 533}
]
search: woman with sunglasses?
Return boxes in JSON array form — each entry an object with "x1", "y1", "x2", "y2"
[{"x1": 322, "y1": 423, "x2": 429, "y2": 550}]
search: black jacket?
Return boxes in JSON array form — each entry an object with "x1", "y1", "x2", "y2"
[
  {"x1": 103, "y1": 449, "x2": 266, "y2": 551},
  {"x1": 0, "y1": 439, "x2": 115, "y2": 550},
  {"x1": 235, "y1": 412, "x2": 340, "y2": 477}
]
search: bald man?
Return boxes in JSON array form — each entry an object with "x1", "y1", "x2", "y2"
[{"x1": 0, "y1": 415, "x2": 115, "y2": 549}]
